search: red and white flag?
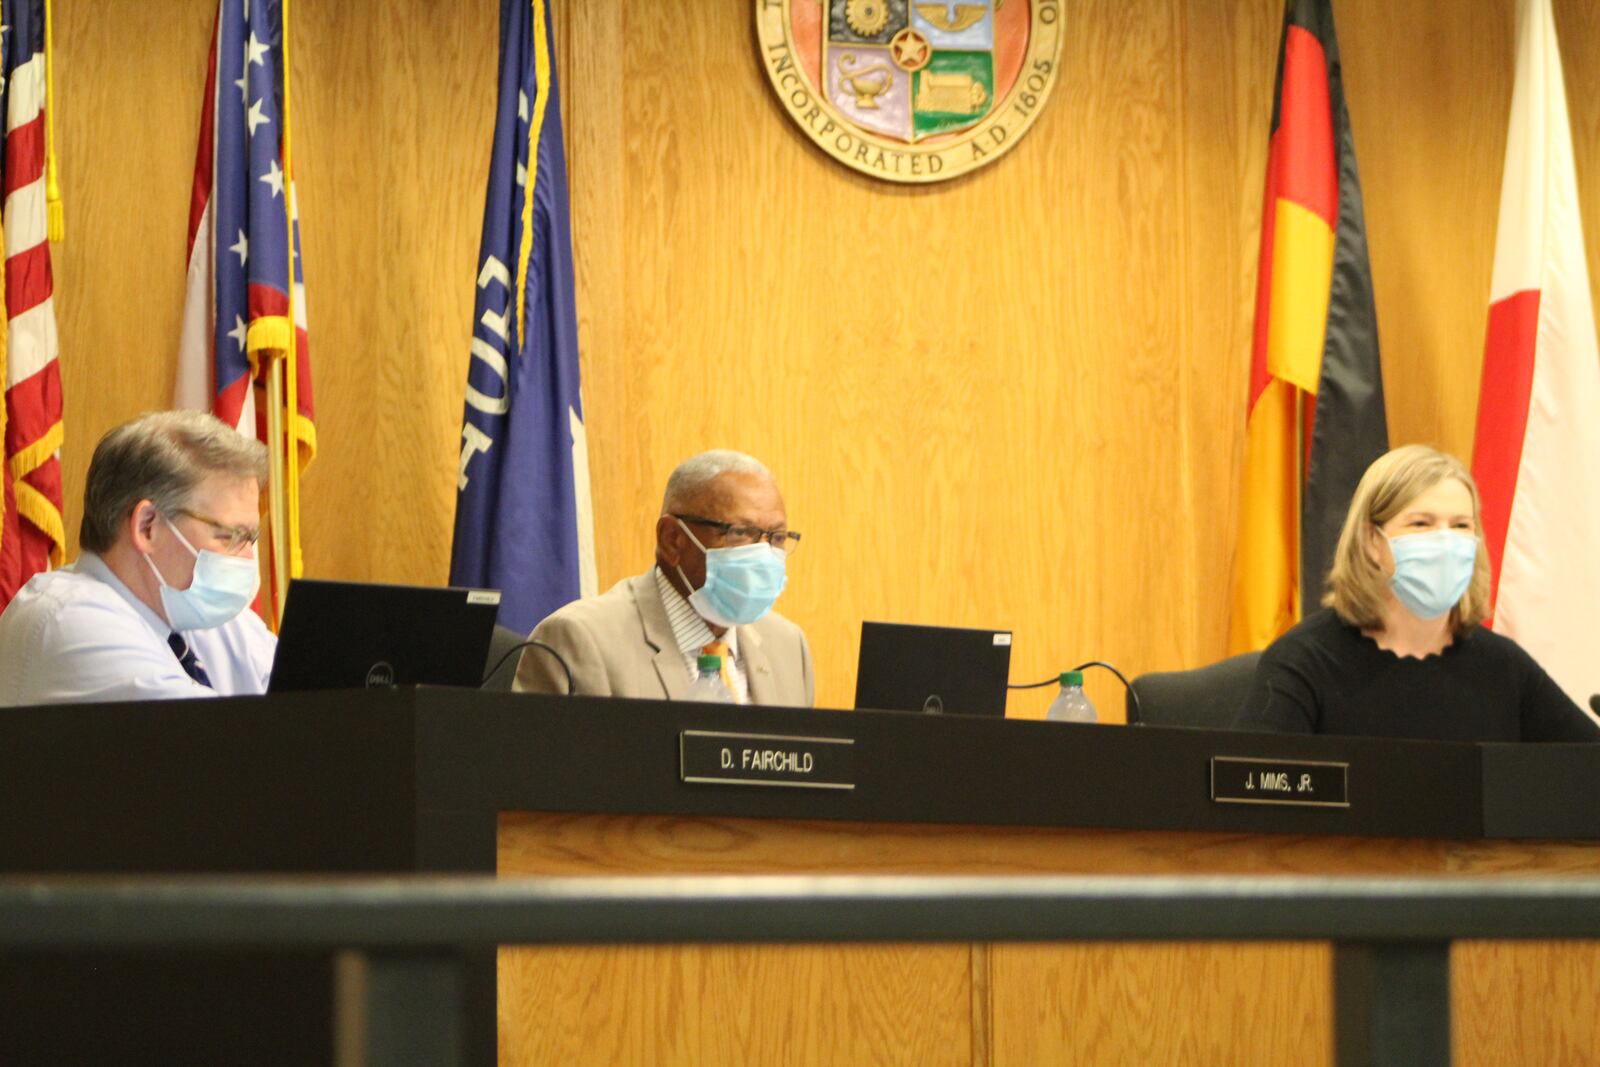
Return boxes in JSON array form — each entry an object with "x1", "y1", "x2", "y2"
[{"x1": 1471, "y1": 0, "x2": 1600, "y2": 712}]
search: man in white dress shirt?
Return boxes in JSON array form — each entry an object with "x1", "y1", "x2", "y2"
[
  {"x1": 0, "y1": 411, "x2": 277, "y2": 706},
  {"x1": 514, "y1": 450, "x2": 814, "y2": 705}
]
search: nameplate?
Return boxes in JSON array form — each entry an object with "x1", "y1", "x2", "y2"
[
  {"x1": 679, "y1": 730, "x2": 856, "y2": 791},
  {"x1": 1210, "y1": 756, "x2": 1349, "y2": 808}
]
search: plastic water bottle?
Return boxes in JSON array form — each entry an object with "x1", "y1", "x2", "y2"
[
  {"x1": 686, "y1": 654, "x2": 735, "y2": 703},
  {"x1": 1046, "y1": 670, "x2": 1097, "y2": 723}
]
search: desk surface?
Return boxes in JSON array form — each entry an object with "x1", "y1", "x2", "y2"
[{"x1": 4, "y1": 688, "x2": 1600, "y2": 878}]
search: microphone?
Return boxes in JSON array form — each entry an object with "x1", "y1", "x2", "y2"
[{"x1": 481, "y1": 639, "x2": 576, "y2": 695}]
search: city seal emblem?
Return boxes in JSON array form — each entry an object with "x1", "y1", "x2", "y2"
[{"x1": 756, "y1": 0, "x2": 1062, "y2": 183}]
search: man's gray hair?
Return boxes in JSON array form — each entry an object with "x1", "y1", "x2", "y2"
[
  {"x1": 662, "y1": 449, "x2": 773, "y2": 513},
  {"x1": 80, "y1": 411, "x2": 269, "y2": 553}
]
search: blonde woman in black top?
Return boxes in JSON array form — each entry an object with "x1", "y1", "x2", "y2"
[{"x1": 1236, "y1": 445, "x2": 1598, "y2": 741}]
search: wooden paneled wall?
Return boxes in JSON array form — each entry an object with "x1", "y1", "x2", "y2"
[{"x1": 51, "y1": 0, "x2": 1600, "y2": 713}]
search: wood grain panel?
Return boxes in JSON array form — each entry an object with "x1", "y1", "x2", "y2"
[
  {"x1": 1338, "y1": 0, "x2": 1514, "y2": 458},
  {"x1": 500, "y1": 943, "x2": 973, "y2": 1067},
  {"x1": 1455, "y1": 942, "x2": 1600, "y2": 1067},
  {"x1": 497, "y1": 810, "x2": 1600, "y2": 877},
  {"x1": 499, "y1": 812, "x2": 1600, "y2": 1067},
  {"x1": 497, "y1": 812, "x2": 981, "y2": 1067},
  {"x1": 1001, "y1": 940, "x2": 1600, "y2": 1067},
  {"x1": 286, "y1": 0, "x2": 497, "y2": 583},
  {"x1": 1555, "y1": 0, "x2": 1600, "y2": 374},
  {"x1": 558, "y1": 0, "x2": 630, "y2": 585},
  {"x1": 991, "y1": 942, "x2": 1328, "y2": 1067}
]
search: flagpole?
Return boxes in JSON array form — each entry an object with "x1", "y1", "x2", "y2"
[
  {"x1": 1293, "y1": 389, "x2": 1305, "y2": 621},
  {"x1": 43, "y1": 0, "x2": 63, "y2": 241},
  {"x1": 280, "y1": 0, "x2": 303, "y2": 581},
  {"x1": 265, "y1": 357, "x2": 290, "y2": 627},
  {"x1": 266, "y1": 0, "x2": 301, "y2": 627}
]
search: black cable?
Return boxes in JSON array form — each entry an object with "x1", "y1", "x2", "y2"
[
  {"x1": 1009, "y1": 659, "x2": 1142, "y2": 723},
  {"x1": 480, "y1": 639, "x2": 575, "y2": 695}
]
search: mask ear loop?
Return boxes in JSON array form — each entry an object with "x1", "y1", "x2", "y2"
[
  {"x1": 157, "y1": 511, "x2": 205, "y2": 558},
  {"x1": 674, "y1": 517, "x2": 708, "y2": 553},
  {"x1": 142, "y1": 512, "x2": 202, "y2": 617},
  {"x1": 674, "y1": 563, "x2": 697, "y2": 594},
  {"x1": 1366, "y1": 522, "x2": 1395, "y2": 576},
  {"x1": 673, "y1": 517, "x2": 707, "y2": 595},
  {"x1": 140, "y1": 521, "x2": 182, "y2": 612}
]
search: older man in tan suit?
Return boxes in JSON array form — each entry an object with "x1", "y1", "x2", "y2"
[{"x1": 514, "y1": 450, "x2": 814, "y2": 705}]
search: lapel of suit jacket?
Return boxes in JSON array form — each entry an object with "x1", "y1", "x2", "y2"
[
  {"x1": 741, "y1": 622, "x2": 777, "y2": 705},
  {"x1": 633, "y1": 569, "x2": 690, "y2": 700}
]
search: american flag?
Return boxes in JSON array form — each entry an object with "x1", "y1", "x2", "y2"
[
  {"x1": 0, "y1": 0, "x2": 64, "y2": 615},
  {"x1": 177, "y1": 0, "x2": 314, "y2": 615}
]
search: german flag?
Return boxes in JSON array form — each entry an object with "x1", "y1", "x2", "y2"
[{"x1": 1230, "y1": 0, "x2": 1387, "y2": 653}]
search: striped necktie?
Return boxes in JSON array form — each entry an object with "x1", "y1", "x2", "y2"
[
  {"x1": 168, "y1": 633, "x2": 213, "y2": 689},
  {"x1": 701, "y1": 640, "x2": 735, "y2": 698}
]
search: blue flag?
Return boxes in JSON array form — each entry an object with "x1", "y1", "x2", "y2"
[{"x1": 450, "y1": 0, "x2": 594, "y2": 636}]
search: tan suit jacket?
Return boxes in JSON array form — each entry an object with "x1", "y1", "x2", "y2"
[{"x1": 513, "y1": 569, "x2": 815, "y2": 707}]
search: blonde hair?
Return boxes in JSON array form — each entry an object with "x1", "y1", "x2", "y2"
[{"x1": 1323, "y1": 444, "x2": 1491, "y2": 636}]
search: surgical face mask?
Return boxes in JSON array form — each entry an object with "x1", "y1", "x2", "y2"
[
  {"x1": 675, "y1": 519, "x2": 787, "y2": 628},
  {"x1": 143, "y1": 512, "x2": 261, "y2": 630},
  {"x1": 1384, "y1": 529, "x2": 1478, "y2": 621}
]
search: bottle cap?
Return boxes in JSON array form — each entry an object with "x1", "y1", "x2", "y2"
[
  {"x1": 1060, "y1": 670, "x2": 1084, "y2": 687},
  {"x1": 698, "y1": 654, "x2": 722, "y2": 672}
]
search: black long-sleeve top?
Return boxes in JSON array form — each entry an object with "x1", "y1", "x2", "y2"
[{"x1": 1234, "y1": 608, "x2": 1599, "y2": 742}]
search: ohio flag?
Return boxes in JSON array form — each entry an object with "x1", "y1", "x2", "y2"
[
  {"x1": 450, "y1": 0, "x2": 596, "y2": 636},
  {"x1": 176, "y1": 0, "x2": 314, "y2": 618}
]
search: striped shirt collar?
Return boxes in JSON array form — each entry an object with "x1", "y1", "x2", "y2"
[{"x1": 653, "y1": 565, "x2": 739, "y2": 662}]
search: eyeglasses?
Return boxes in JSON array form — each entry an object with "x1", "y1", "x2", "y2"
[
  {"x1": 172, "y1": 508, "x2": 261, "y2": 555},
  {"x1": 673, "y1": 514, "x2": 802, "y2": 556}
]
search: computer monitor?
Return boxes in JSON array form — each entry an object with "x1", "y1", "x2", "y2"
[
  {"x1": 853, "y1": 621, "x2": 1013, "y2": 716},
  {"x1": 267, "y1": 578, "x2": 502, "y2": 693}
]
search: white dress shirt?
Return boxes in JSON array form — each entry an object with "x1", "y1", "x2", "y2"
[
  {"x1": 0, "y1": 552, "x2": 276, "y2": 707},
  {"x1": 653, "y1": 566, "x2": 749, "y2": 703}
]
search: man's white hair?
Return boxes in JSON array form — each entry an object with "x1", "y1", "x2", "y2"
[{"x1": 662, "y1": 450, "x2": 772, "y2": 513}]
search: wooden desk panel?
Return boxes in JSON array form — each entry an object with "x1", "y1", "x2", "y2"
[
  {"x1": 1454, "y1": 942, "x2": 1600, "y2": 1067},
  {"x1": 991, "y1": 942, "x2": 1327, "y2": 1067},
  {"x1": 497, "y1": 812, "x2": 1600, "y2": 1067},
  {"x1": 500, "y1": 944, "x2": 974, "y2": 1067}
]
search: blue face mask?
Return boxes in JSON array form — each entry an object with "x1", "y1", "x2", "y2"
[
  {"x1": 144, "y1": 513, "x2": 261, "y2": 631},
  {"x1": 675, "y1": 519, "x2": 787, "y2": 628},
  {"x1": 1385, "y1": 529, "x2": 1478, "y2": 620}
]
